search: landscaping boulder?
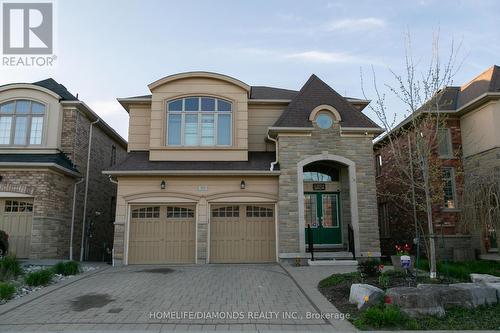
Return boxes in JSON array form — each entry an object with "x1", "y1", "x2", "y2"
[
  {"x1": 417, "y1": 284, "x2": 473, "y2": 309},
  {"x1": 470, "y1": 273, "x2": 500, "y2": 283},
  {"x1": 451, "y1": 283, "x2": 497, "y2": 307},
  {"x1": 386, "y1": 287, "x2": 445, "y2": 317},
  {"x1": 484, "y1": 283, "x2": 500, "y2": 302},
  {"x1": 349, "y1": 283, "x2": 384, "y2": 310}
]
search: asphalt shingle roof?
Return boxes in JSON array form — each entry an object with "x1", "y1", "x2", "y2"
[
  {"x1": 32, "y1": 78, "x2": 78, "y2": 101},
  {"x1": 273, "y1": 74, "x2": 380, "y2": 128},
  {"x1": 107, "y1": 151, "x2": 277, "y2": 172},
  {"x1": 0, "y1": 153, "x2": 78, "y2": 173}
]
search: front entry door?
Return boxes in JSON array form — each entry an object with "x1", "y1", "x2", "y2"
[{"x1": 304, "y1": 192, "x2": 341, "y2": 245}]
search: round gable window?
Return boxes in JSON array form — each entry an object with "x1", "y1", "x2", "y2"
[{"x1": 316, "y1": 114, "x2": 333, "y2": 129}]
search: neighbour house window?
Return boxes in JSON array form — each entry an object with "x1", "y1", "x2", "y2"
[
  {"x1": 110, "y1": 196, "x2": 116, "y2": 221},
  {"x1": 0, "y1": 100, "x2": 45, "y2": 145},
  {"x1": 212, "y1": 206, "x2": 239, "y2": 218},
  {"x1": 166, "y1": 96, "x2": 232, "y2": 146},
  {"x1": 437, "y1": 128, "x2": 453, "y2": 157},
  {"x1": 4, "y1": 200, "x2": 33, "y2": 213},
  {"x1": 442, "y1": 167, "x2": 457, "y2": 209},
  {"x1": 110, "y1": 145, "x2": 117, "y2": 166},
  {"x1": 375, "y1": 154, "x2": 382, "y2": 177},
  {"x1": 246, "y1": 205, "x2": 273, "y2": 218},
  {"x1": 378, "y1": 203, "x2": 390, "y2": 238}
]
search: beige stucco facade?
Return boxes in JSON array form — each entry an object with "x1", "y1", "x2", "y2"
[{"x1": 110, "y1": 71, "x2": 383, "y2": 265}]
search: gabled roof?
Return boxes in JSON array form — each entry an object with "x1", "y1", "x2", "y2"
[
  {"x1": 457, "y1": 65, "x2": 500, "y2": 108},
  {"x1": 273, "y1": 74, "x2": 380, "y2": 128},
  {"x1": 250, "y1": 86, "x2": 298, "y2": 100},
  {"x1": 32, "y1": 78, "x2": 78, "y2": 101}
]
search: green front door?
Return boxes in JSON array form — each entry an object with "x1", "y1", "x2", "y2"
[{"x1": 304, "y1": 192, "x2": 342, "y2": 245}]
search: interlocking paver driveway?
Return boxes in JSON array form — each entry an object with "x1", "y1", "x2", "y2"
[{"x1": 0, "y1": 264, "x2": 334, "y2": 331}]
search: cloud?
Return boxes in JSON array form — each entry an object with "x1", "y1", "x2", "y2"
[
  {"x1": 284, "y1": 50, "x2": 362, "y2": 63},
  {"x1": 326, "y1": 17, "x2": 386, "y2": 32}
]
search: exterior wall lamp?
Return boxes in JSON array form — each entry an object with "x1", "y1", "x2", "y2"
[
  {"x1": 240, "y1": 180, "x2": 246, "y2": 189},
  {"x1": 160, "y1": 180, "x2": 166, "y2": 190}
]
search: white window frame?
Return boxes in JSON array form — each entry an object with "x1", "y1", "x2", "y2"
[
  {"x1": 375, "y1": 154, "x2": 382, "y2": 177},
  {"x1": 442, "y1": 167, "x2": 458, "y2": 209},
  {"x1": 437, "y1": 128, "x2": 453, "y2": 158},
  {"x1": 166, "y1": 97, "x2": 232, "y2": 147},
  {"x1": 0, "y1": 99, "x2": 46, "y2": 146}
]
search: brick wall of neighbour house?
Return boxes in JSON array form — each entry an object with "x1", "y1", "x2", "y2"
[
  {"x1": 278, "y1": 123, "x2": 380, "y2": 257},
  {"x1": 60, "y1": 109, "x2": 127, "y2": 261},
  {"x1": 374, "y1": 117, "x2": 478, "y2": 260},
  {"x1": 0, "y1": 170, "x2": 74, "y2": 259}
]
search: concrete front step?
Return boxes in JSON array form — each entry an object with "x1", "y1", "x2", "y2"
[{"x1": 308, "y1": 259, "x2": 358, "y2": 266}]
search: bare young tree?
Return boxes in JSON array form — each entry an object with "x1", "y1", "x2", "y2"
[{"x1": 362, "y1": 31, "x2": 462, "y2": 278}]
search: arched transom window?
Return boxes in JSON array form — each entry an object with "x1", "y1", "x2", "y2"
[
  {"x1": 0, "y1": 100, "x2": 45, "y2": 145},
  {"x1": 166, "y1": 96, "x2": 232, "y2": 146}
]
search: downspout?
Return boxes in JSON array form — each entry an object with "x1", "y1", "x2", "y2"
[
  {"x1": 69, "y1": 177, "x2": 84, "y2": 261},
  {"x1": 80, "y1": 118, "x2": 100, "y2": 262},
  {"x1": 107, "y1": 175, "x2": 118, "y2": 267},
  {"x1": 267, "y1": 134, "x2": 278, "y2": 171}
]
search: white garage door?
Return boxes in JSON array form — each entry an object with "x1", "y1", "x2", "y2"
[
  {"x1": 0, "y1": 199, "x2": 33, "y2": 258},
  {"x1": 128, "y1": 205, "x2": 196, "y2": 264},
  {"x1": 210, "y1": 204, "x2": 276, "y2": 263}
]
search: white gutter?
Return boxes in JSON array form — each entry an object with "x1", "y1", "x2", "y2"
[
  {"x1": 102, "y1": 170, "x2": 280, "y2": 176},
  {"x1": 80, "y1": 118, "x2": 100, "y2": 262},
  {"x1": 69, "y1": 178, "x2": 84, "y2": 261},
  {"x1": 267, "y1": 134, "x2": 279, "y2": 171}
]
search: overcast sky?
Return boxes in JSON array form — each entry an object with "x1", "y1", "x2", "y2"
[{"x1": 1, "y1": 0, "x2": 499, "y2": 139}]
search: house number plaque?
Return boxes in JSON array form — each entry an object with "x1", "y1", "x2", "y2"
[{"x1": 312, "y1": 183, "x2": 326, "y2": 191}]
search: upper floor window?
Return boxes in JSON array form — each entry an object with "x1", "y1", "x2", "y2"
[
  {"x1": 0, "y1": 100, "x2": 45, "y2": 145},
  {"x1": 442, "y1": 167, "x2": 457, "y2": 209},
  {"x1": 110, "y1": 145, "x2": 117, "y2": 166},
  {"x1": 437, "y1": 128, "x2": 453, "y2": 157},
  {"x1": 375, "y1": 154, "x2": 382, "y2": 177},
  {"x1": 166, "y1": 96, "x2": 232, "y2": 146}
]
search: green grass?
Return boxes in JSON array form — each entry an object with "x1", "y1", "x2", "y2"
[
  {"x1": 318, "y1": 272, "x2": 361, "y2": 288},
  {"x1": 52, "y1": 261, "x2": 80, "y2": 276},
  {"x1": 0, "y1": 255, "x2": 23, "y2": 281},
  {"x1": 353, "y1": 305, "x2": 418, "y2": 330},
  {"x1": 25, "y1": 269, "x2": 54, "y2": 286},
  {"x1": 417, "y1": 259, "x2": 500, "y2": 281},
  {"x1": 0, "y1": 282, "x2": 16, "y2": 300}
]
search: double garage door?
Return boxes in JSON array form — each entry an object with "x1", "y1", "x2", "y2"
[{"x1": 127, "y1": 204, "x2": 275, "y2": 264}]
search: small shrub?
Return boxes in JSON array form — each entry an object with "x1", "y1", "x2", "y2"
[
  {"x1": 52, "y1": 261, "x2": 80, "y2": 276},
  {"x1": 319, "y1": 272, "x2": 361, "y2": 288},
  {"x1": 0, "y1": 282, "x2": 16, "y2": 300},
  {"x1": 0, "y1": 230, "x2": 8, "y2": 256},
  {"x1": 25, "y1": 269, "x2": 54, "y2": 286},
  {"x1": 358, "y1": 258, "x2": 382, "y2": 277},
  {"x1": 378, "y1": 272, "x2": 390, "y2": 289},
  {"x1": 0, "y1": 255, "x2": 23, "y2": 281},
  {"x1": 354, "y1": 305, "x2": 416, "y2": 329}
]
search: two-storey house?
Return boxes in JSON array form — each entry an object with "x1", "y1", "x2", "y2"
[
  {"x1": 105, "y1": 72, "x2": 383, "y2": 265},
  {"x1": 374, "y1": 65, "x2": 500, "y2": 260},
  {"x1": 0, "y1": 79, "x2": 127, "y2": 261}
]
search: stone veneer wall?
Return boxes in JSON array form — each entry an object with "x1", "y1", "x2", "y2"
[
  {"x1": 277, "y1": 123, "x2": 380, "y2": 257},
  {"x1": 0, "y1": 170, "x2": 74, "y2": 259}
]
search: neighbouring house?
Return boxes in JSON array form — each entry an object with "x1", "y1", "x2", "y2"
[
  {"x1": 0, "y1": 79, "x2": 127, "y2": 261},
  {"x1": 104, "y1": 71, "x2": 383, "y2": 265},
  {"x1": 374, "y1": 65, "x2": 500, "y2": 260}
]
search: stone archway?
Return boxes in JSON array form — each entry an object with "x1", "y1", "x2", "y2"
[{"x1": 297, "y1": 153, "x2": 360, "y2": 256}]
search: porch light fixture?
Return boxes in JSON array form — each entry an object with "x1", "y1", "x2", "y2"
[
  {"x1": 160, "y1": 180, "x2": 166, "y2": 190},
  {"x1": 240, "y1": 180, "x2": 246, "y2": 189}
]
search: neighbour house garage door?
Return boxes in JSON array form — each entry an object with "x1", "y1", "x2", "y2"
[
  {"x1": 210, "y1": 204, "x2": 275, "y2": 263},
  {"x1": 0, "y1": 199, "x2": 33, "y2": 258},
  {"x1": 128, "y1": 205, "x2": 196, "y2": 264}
]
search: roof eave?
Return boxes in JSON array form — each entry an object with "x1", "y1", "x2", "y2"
[
  {"x1": 102, "y1": 170, "x2": 280, "y2": 176},
  {"x1": 116, "y1": 97, "x2": 152, "y2": 112},
  {"x1": 0, "y1": 162, "x2": 80, "y2": 177}
]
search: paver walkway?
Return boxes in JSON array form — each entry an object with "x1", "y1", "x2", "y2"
[{"x1": 0, "y1": 264, "x2": 355, "y2": 332}]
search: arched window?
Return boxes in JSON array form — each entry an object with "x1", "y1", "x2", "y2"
[
  {"x1": 166, "y1": 96, "x2": 232, "y2": 146},
  {"x1": 0, "y1": 100, "x2": 45, "y2": 145}
]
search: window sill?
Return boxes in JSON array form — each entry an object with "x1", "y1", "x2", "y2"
[
  {"x1": 150, "y1": 146, "x2": 240, "y2": 150},
  {"x1": 438, "y1": 155, "x2": 457, "y2": 160},
  {"x1": 441, "y1": 207, "x2": 461, "y2": 213}
]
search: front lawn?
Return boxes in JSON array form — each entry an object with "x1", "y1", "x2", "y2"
[
  {"x1": 319, "y1": 265, "x2": 500, "y2": 331},
  {"x1": 417, "y1": 259, "x2": 500, "y2": 281}
]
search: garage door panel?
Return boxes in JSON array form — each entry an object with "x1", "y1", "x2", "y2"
[
  {"x1": 210, "y1": 204, "x2": 275, "y2": 263},
  {"x1": 0, "y1": 199, "x2": 33, "y2": 258},
  {"x1": 128, "y1": 205, "x2": 195, "y2": 264}
]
